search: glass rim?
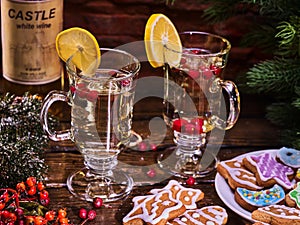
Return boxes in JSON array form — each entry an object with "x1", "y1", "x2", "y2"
[
  {"x1": 164, "y1": 31, "x2": 231, "y2": 57},
  {"x1": 66, "y1": 47, "x2": 140, "y2": 81}
]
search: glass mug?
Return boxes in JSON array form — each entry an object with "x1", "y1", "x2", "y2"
[
  {"x1": 158, "y1": 31, "x2": 240, "y2": 178},
  {"x1": 40, "y1": 48, "x2": 140, "y2": 202}
]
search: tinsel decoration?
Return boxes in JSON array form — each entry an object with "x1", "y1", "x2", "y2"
[{"x1": 0, "y1": 92, "x2": 56, "y2": 188}]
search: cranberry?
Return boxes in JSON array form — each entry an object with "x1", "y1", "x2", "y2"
[
  {"x1": 138, "y1": 142, "x2": 148, "y2": 151},
  {"x1": 121, "y1": 79, "x2": 131, "y2": 87},
  {"x1": 79, "y1": 208, "x2": 87, "y2": 219},
  {"x1": 210, "y1": 64, "x2": 222, "y2": 76},
  {"x1": 201, "y1": 66, "x2": 213, "y2": 79},
  {"x1": 172, "y1": 118, "x2": 188, "y2": 132},
  {"x1": 189, "y1": 69, "x2": 199, "y2": 79},
  {"x1": 77, "y1": 88, "x2": 88, "y2": 99},
  {"x1": 87, "y1": 210, "x2": 96, "y2": 221},
  {"x1": 191, "y1": 118, "x2": 204, "y2": 133},
  {"x1": 70, "y1": 85, "x2": 76, "y2": 93},
  {"x1": 93, "y1": 197, "x2": 103, "y2": 208},
  {"x1": 86, "y1": 90, "x2": 98, "y2": 102},
  {"x1": 150, "y1": 143, "x2": 157, "y2": 151},
  {"x1": 186, "y1": 176, "x2": 196, "y2": 185},
  {"x1": 147, "y1": 168, "x2": 156, "y2": 178},
  {"x1": 77, "y1": 83, "x2": 87, "y2": 89}
]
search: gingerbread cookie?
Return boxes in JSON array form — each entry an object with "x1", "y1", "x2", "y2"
[
  {"x1": 243, "y1": 152, "x2": 295, "y2": 190},
  {"x1": 123, "y1": 180, "x2": 205, "y2": 225},
  {"x1": 286, "y1": 182, "x2": 300, "y2": 208},
  {"x1": 217, "y1": 158, "x2": 263, "y2": 190},
  {"x1": 150, "y1": 180, "x2": 204, "y2": 209},
  {"x1": 234, "y1": 184, "x2": 285, "y2": 212},
  {"x1": 123, "y1": 189, "x2": 186, "y2": 225},
  {"x1": 167, "y1": 206, "x2": 228, "y2": 225},
  {"x1": 252, "y1": 205, "x2": 300, "y2": 225},
  {"x1": 277, "y1": 147, "x2": 300, "y2": 169}
]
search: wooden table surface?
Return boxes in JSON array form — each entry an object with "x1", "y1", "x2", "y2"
[{"x1": 0, "y1": 63, "x2": 281, "y2": 225}]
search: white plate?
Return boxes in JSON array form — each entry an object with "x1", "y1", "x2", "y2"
[{"x1": 215, "y1": 149, "x2": 278, "y2": 222}]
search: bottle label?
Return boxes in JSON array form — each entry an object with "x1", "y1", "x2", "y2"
[{"x1": 1, "y1": 0, "x2": 63, "y2": 84}]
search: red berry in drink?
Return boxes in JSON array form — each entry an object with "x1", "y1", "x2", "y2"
[
  {"x1": 70, "y1": 85, "x2": 76, "y2": 93},
  {"x1": 191, "y1": 118, "x2": 204, "y2": 133},
  {"x1": 172, "y1": 118, "x2": 187, "y2": 132},
  {"x1": 79, "y1": 208, "x2": 87, "y2": 219},
  {"x1": 201, "y1": 66, "x2": 213, "y2": 79},
  {"x1": 88, "y1": 210, "x2": 96, "y2": 221},
  {"x1": 121, "y1": 79, "x2": 131, "y2": 87},
  {"x1": 189, "y1": 69, "x2": 199, "y2": 79},
  {"x1": 186, "y1": 176, "x2": 196, "y2": 185},
  {"x1": 77, "y1": 88, "x2": 88, "y2": 99},
  {"x1": 93, "y1": 197, "x2": 103, "y2": 208},
  {"x1": 86, "y1": 90, "x2": 99, "y2": 102},
  {"x1": 210, "y1": 64, "x2": 222, "y2": 76}
]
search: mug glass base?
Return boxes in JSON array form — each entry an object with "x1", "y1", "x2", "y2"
[
  {"x1": 157, "y1": 146, "x2": 219, "y2": 178},
  {"x1": 66, "y1": 167, "x2": 133, "y2": 202}
]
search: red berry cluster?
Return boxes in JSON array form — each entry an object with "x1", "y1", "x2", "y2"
[
  {"x1": 0, "y1": 177, "x2": 75, "y2": 225},
  {"x1": 70, "y1": 83, "x2": 99, "y2": 102},
  {"x1": 172, "y1": 118, "x2": 204, "y2": 135},
  {"x1": 16, "y1": 177, "x2": 50, "y2": 207}
]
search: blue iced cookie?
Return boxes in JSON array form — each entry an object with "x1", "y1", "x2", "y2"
[
  {"x1": 277, "y1": 147, "x2": 300, "y2": 168},
  {"x1": 234, "y1": 184, "x2": 285, "y2": 211}
]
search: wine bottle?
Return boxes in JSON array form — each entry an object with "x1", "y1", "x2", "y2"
[{"x1": 1, "y1": 0, "x2": 63, "y2": 85}]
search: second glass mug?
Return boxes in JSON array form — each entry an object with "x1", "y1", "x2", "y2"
[
  {"x1": 40, "y1": 48, "x2": 140, "y2": 202},
  {"x1": 158, "y1": 31, "x2": 240, "y2": 178}
]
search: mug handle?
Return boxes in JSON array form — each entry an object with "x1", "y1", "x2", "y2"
[
  {"x1": 40, "y1": 90, "x2": 72, "y2": 141},
  {"x1": 211, "y1": 78, "x2": 240, "y2": 130}
]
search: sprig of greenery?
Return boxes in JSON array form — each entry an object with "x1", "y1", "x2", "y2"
[{"x1": 0, "y1": 92, "x2": 57, "y2": 188}]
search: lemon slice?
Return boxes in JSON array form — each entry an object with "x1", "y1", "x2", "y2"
[
  {"x1": 144, "y1": 14, "x2": 182, "y2": 68},
  {"x1": 56, "y1": 27, "x2": 101, "y2": 74}
]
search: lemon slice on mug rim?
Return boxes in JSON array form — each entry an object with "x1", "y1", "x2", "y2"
[
  {"x1": 144, "y1": 13, "x2": 182, "y2": 68},
  {"x1": 56, "y1": 27, "x2": 101, "y2": 74}
]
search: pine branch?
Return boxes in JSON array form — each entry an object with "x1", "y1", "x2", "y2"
[
  {"x1": 266, "y1": 102, "x2": 300, "y2": 127},
  {"x1": 245, "y1": 58, "x2": 300, "y2": 95},
  {"x1": 275, "y1": 15, "x2": 300, "y2": 57},
  {"x1": 0, "y1": 92, "x2": 57, "y2": 188},
  {"x1": 240, "y1": 24, "x2": 278, "y2": 52}
]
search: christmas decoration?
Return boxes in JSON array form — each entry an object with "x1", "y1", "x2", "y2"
[
  {"x1": 166, "y1": 0, "x2": 300, "y2": 149},
  {"x1": 0, "y1": 92, "x2": 57, "y2": 188}
]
